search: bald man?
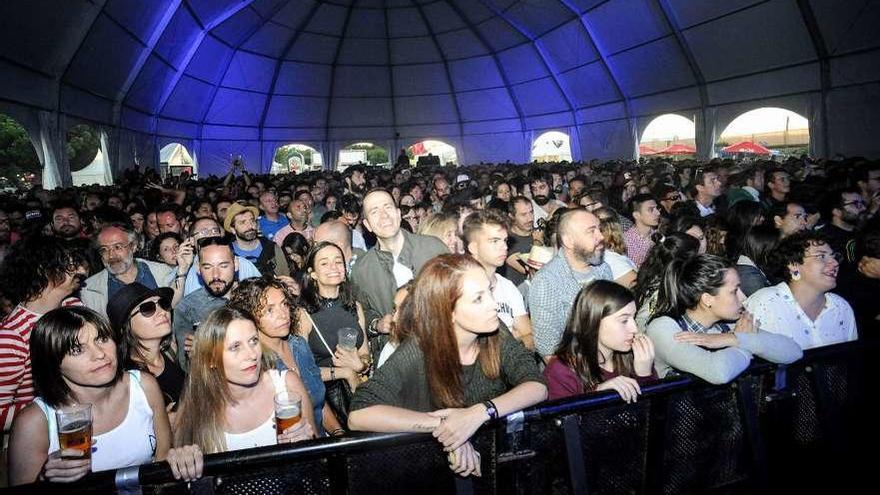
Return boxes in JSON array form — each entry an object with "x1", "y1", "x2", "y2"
[{"x1": 529, "y1": 208, "x2": 614, "y2": 359}]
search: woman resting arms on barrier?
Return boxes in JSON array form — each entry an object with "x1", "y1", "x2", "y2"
[
  {"x1": 173, "y1": 306, "x2": 316, "y2": 453},
  {"x1": 646, "y1": 254, "x2": 802, "y2": 385},
  {"x1": 544, "y1": 280, "x2": 656, "y2": 403},
  {"x1": 348, "y1": 254, "x2": 547, "y2": 477},
  {"x1": 228, "y1": 277, "x2": 328, "y2": 436},
  {"x1": 7, "y1": 307, "x2": 202, "y2": 485}
]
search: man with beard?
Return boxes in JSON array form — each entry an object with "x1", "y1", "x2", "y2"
[
  {"x1": 529, "y1": 208, "x2": 614, "y2": 360},
  {"x1": 345, "y1": 165, "x2": 367, "y2": 195},
  {"x1": 49, "y1": 202, "x2": 100, "y2": 275},
  {"x1": 80, "y1": 223, "x2": 175, "y2": 318},
  {"x1": 172, "y1": 237, "x2": 239, "y2": 369},
  {"x1": 503, "y1": 196, "x2": 536, "y2": 286},
  {"x1": 529, "y1": 172, "x2": 566, "y2": 228},
  {"x1": 177, "y1": 217, "x2": 261, "y2": 296},
  {"x1": 224, "y1": 203, "x2": 289, "y2": 277},
  {"x1": 820, "y1": 188, "x2": 869, "y2": 261}
]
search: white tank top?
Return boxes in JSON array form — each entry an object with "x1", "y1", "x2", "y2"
[
  {"x1": 35, "y1": 370, "x2": 156, "y2": 472},
  {"x1": 224, "y1": 369, "x2": 287, "y2": 452}
]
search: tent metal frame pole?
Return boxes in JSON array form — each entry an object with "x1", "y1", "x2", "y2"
[
  {"x1": 654, "y1": 0, "x2": 710, "y2": 158},
  {"x1": 410, "y1": 0, "x2": 466, "y2": 160},
  {"x1": 795, "y1": 0, "x2": 832, "y2": 158},
  {"x1": 257, "y1": 1, "x2": 324, "y2": 142},
  {"x1": 321, "y1": 0, "x2": 360, "y2": 171},
  {"x1": 383, "y1": 0, "x2": 399, "y2": 154}
]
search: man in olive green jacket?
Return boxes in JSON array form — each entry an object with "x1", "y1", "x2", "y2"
[{"x1": 351, "y1": 189, "x2": 447, "y2": 346}]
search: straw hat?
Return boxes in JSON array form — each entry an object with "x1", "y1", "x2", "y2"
[
  {"x1": 223, "y1": 202, "x2": 260, "y2": 233},
  {"x1": 519, "y1": 245, "x2": 554, "y2": 270}
]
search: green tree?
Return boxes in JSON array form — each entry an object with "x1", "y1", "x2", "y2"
[
  {"x1": 0, "y1": 115, "x2": 41, "y2": 186},
  {"x1": 66, "y1": 124, "x2": 100, "y2": 171}
]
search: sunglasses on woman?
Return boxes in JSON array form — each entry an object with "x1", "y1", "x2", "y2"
[{"x1": 132, "y1": 297, "x2": 172, "y2": 319}]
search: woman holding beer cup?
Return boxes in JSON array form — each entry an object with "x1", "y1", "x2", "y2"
[
  {"x1": 7, "y1": 306, "x2": 202, "y2": 485},
  {"x1": 228, "y1": 277, "x2": 327, "y2": 436},
  {"x1": 173, "y1": 306, "x2": 316, "y2": 453}
]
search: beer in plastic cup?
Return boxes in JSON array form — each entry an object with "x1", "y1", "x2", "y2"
[
  {"x1": 274, "y1": 392, "x2": 302, "y2": 434},
  {"x1": 56, "y1": 404, "x2": 93, "y2": 459}
]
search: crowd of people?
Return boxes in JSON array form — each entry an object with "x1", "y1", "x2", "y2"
[{"x1": 0, "y1": 153, "x2": 877, "y2": 485}]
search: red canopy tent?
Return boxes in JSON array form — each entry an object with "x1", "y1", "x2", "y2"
[
  {"x1": 639, "y1": 145, "x2": 658, "y2": 155},
  {"x1": 658, "y1": 143, "x2": 696, "y2": 155},
  {"x1": 722, "y1": 141, "x2": 772, "y2": 154}
]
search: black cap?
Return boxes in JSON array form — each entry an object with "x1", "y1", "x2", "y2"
[{"x1": 106, "y1": 283, "x2": 174, "y2": 332}]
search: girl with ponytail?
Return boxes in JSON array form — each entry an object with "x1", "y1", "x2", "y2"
[{"x1": 646, "y1": 254, "x2": 802, "y2": 384}]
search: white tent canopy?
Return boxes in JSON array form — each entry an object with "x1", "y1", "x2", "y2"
[{"x1": 1, "y1": 0, "x2": 878, "y2": 187}]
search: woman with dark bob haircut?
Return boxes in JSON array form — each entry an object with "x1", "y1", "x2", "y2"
[
  {"x1": 8, "y1": 306, "x2": 201, "y2": 485},
  {"x1": 646, "y1": 254, "x2": 802, "y2": 385},
  {"x1": 745, "y1": 231, "x2": 858, "y2": 349},
  {"x1": 545, "y1": 281, "x2": 656, "y2": 403}
]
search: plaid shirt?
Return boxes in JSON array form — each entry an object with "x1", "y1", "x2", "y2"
[
  {"x1": 678, "y1": 313, "x2": 731, "y2": 334},
  {"x1": 529, "y1": 250, "x2": 614, "y2": 356},
  {"x1": 623, "y1": 227, "x2": 654, "y2": 268}
]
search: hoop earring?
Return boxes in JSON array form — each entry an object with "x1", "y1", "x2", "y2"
[{"x1": 791, "y1": 270, "x2": 801, "y2": 281}]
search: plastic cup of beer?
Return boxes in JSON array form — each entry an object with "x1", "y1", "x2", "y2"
[
  {"x1": 56, "y1": 404, "x2": 93, "y2": 459},
  {"x1": 274, "y1": 392, "x2": 302, "y2": 435},
  {"x1": 337, "y1": 327, "x2": 359, "y2": 351}
]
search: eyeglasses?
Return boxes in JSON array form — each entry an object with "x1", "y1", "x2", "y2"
[
  {"x1": 663, "y1": 194, "x2": 681, "y2": 201},
  {"x1": 803, "y1": 252, "x2": 843, "y2": 264},
  {"x1": 842, "y1": 200, "x2": 866, "y2": 209},
  {"x1": 132, "y1": 297, "x2": 172, "y2": 319},
  {"x1": 98, "y1": 242, "x2": 132, "y2": 257}
]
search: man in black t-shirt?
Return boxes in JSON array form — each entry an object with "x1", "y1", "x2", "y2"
[{"x1": 502, "y1": 196, "x2": 535, "y2": 286}]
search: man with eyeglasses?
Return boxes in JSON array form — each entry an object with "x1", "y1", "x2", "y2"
[
  {"x1": 80, "y1": 223, "x2": 176, "y2": 319},
  {"x1": 819, "y1": 188, "x2": 868, "y2": 261},
  {"x1": 653, "y1": 184, "x2": 682, "y2": 218}
]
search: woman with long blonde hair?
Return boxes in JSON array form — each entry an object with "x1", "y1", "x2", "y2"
[
  {"x1": 174, "y1": 307, "x2": 315, "y2": 453},
  {"x1": 418, "y1": 211, "x2": 462, "y2": 254}
]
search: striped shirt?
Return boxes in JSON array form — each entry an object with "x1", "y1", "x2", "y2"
[{"x1": 0, "y1": 305, "x2": 40, "y2": 432}]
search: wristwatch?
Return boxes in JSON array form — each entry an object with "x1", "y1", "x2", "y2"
[{"x1": 482, "y1": 400, "x2": 498, "y2": 420}]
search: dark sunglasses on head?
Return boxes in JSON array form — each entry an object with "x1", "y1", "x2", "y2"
[
  {"x1": 133, "y1": 297, "x2": 172, "y2": 319},
  {"x1": 197, "y1": 235, "x2": 232, "y2": 249}
]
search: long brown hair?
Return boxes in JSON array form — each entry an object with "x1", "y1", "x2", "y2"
[
  {"x1": 554, "y1": 280, "x2": 636, "y2": 391},
  {"x1": 399, "y1": 254, "x2": 500, "y2": 408},
  {"x1": 173, "y1": 306, "x2": 272, "y2": 453}
]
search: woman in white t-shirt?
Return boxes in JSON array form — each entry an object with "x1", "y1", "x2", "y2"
[
  {"x1": 174, "y1": 306, "x2": 316, "y2": 453},
  {"x1": 745, "y1": 231, "x2": 857, "y2": 350},
  {"x1": 595, "y1": 208, "x2": 638, "y2": 288},
  {"x1": 8, "y1": 307, "x2": 201, "y2": 485}
]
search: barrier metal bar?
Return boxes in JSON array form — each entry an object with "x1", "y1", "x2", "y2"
[{"x1": 6, "y1": 338, "x2": 875, "y2": 494}]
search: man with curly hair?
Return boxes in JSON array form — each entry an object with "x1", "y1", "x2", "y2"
[{"x1": 0, "y1": 236, "x2": 83, "y2": 434}]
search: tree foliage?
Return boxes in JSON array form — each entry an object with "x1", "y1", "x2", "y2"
[
  {"x1": 0, "y1": 114, "x2": 41, "y2": 184},
  {"x1": 66, "y1": 124, "x2": 100, "y2": 171},
  {"x1": 348, "y1": 144, "x2": 388, "y2": 165}
]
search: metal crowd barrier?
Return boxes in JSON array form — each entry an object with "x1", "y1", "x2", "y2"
[{"x1": 5, "y1": 338, "x2": 876, "y2": 494}]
